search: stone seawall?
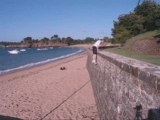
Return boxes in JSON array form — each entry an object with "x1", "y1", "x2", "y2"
[{"x1": 87, "y1": 50, "x2": 160, "y2": 120}]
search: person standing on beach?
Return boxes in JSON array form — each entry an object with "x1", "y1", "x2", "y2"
[{"x1": 92, "y1": 39, "x2": 103, "y2": 64}]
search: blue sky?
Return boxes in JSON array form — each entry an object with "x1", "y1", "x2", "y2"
[{"x1": 0, "y1": 0, "x2": 159, "y2": 42}]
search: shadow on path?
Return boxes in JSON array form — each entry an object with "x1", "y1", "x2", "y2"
[{"x1": 0, "y1": 115, "x2": 22, "y2": 120}]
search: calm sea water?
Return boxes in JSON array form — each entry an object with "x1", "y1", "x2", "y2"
[{"x1": 0, "y1": 47, "x2": 84, "y2": 74}]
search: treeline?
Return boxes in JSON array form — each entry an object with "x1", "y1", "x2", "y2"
[
  {"x1": 0, "y1": 41, "x2": 20, "y2": 46},
  {"x1": 21, "y1": 35, "x2": 96, "y2": 46},
  {"x1": 0, "y1": 35, "x2": 97, "y2": 47},
  {"x1": 112, "y1": 0, "x2": 160, "y2": 44}
]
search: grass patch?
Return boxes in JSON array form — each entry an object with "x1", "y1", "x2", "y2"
[
  {"x1": 125, "y1": 30, "x2": 160, "y2": 49},
  {"x1": 129, "y1": 30, "x2": 160, "y2": 41},
  {"x1": 105, "y1": 47, "x2": 160, "y2": 65}
]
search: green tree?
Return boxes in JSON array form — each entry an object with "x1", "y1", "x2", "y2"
[
  {"x1": 65, "y1": 37, "x2": 74, "y2": 45},
  {"x1": 118, "y1": 13, "x2": 145, "y2": 35},
  {"x1": 112, "y1": 26, "x2": 131, "y2": 45},
  {"x1": 134, "y1": 0, "x2": 160, "y2": 30},
  {"x1": 40, "y1": 37, "x2": 50, "y2": 44},
  {"x1": 32, "y1": 39, "x2": 39, "y2": 43},
  {"x1": 23, "y1": 37, "x2": 33, "y2": 47},
  {"x1": 111, "y1": 0, "x2": 160, "y2": 44},
  {"x1": 84, "y1": 37, "x2": 95, "y2": 43},
  {"x1": 51, "y1": 34, "x2": 61, "y2": 42}
]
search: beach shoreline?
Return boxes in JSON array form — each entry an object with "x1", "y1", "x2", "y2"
[
  {"x1": 0, "y1": 47, "x2": 85, "y2": 76},
  {"x1": 0, "y1": 51, "x2": 99, "y2": 120},
  {"x1": 0, "y1": 51, "x2": 86, "y2": 81}
]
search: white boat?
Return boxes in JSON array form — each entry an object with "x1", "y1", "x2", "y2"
[
  {"x1": 20, "y1": 49, "x2": 26, "y2": 52},
  {"x1": 37, "y1": 48, "x2": 41, "y2": 51},
  {"x1": 37, "y1": 48, "x2": 48, "y2": 51},
  {"x1": 8, "y1": 49, "x2": 19, "y2": 54}
]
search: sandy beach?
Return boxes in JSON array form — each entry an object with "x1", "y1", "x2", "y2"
[{"x1": 0, "y1": 52, "x2": 99, "y2": 120}]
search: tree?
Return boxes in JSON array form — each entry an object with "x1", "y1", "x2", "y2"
[
  {"x1": 51, "y1": 34, "x2": 60, "y2": 42},
  {"x1": 111, "y1": 0, "x2": 160, "y2": 44},
  {"x1": 64, "y1": 37, "x2": 74, "y2": 45},
  {"x1": 137, "y1": 0, "x2": 141, "y2": 6},
  {"x1": 32, "y1": 39, "x2": 39, "y2": 43},
  {"x1": 112, "y1": 26, "x2": 131, "y2": 45},
  {"x1": 23, "y1": 37, "x2": 32, "y2": 43},
  {"x1": 112, "y1": 20, "x2": 131, "y2": 44},
  {"x1": 84, "y1": 37, "x2": 95, "y2": 43},
  {"x1": 23, "y1": 37, "x2": 33, "y2": 47},
  {"x1": 115, "y1": 13, "x2": 145, "y2": 35},
  {"x1": 40, "y1": 37, "x2": 50, "y2": 44},
  {"x1": 134, "y1": 0, "x2": 160, "y2": 30}
]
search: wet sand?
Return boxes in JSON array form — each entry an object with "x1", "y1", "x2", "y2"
[{"x1": 0, "y1": 52, "x2": 99, "y2": 120}]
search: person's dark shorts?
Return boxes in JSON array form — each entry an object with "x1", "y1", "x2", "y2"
[{"x1": 92, "y1": 46, "x2": 97, "y2": 54}]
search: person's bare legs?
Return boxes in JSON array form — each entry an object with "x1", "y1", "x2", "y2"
[
  {"x1": 92, "y1": 54, "x2": 97, "y2": 64},
  {"x1": 92, "y1": 46, "x2": 98, "y2": 64}
]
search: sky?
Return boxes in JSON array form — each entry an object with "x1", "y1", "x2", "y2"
[{"x1": 0, "y1": 0, "x2": 159, "y2": 42}]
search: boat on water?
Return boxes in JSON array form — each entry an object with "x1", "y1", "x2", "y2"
[
  {"x1": 20, "y1": 49, "x2": 26, "y2": 52},
  {"x1": 37, "y1": 48, "x2": 48, "y2": 51},
  {"x1": 8, "y1": 49, "x2": 19, "y2": 54}
]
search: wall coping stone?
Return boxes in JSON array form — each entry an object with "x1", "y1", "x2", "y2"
[{"x1": 98, "y1": 51, "x2": 160, "y2": 91}]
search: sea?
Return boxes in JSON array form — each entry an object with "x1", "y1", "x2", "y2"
[{"x1": 0, "y1": 47, "x2": 84, "y2": 74}]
